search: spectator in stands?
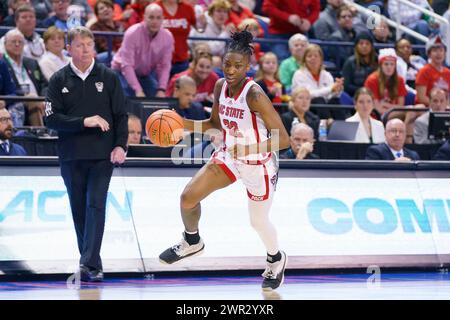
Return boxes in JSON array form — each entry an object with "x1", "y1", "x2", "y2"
[
  {"x1": 432, "y1": 140, "x2": 450, "y2": 160},
  {"x1": 342, "y1": 32, "x2": 377, "y2": 98},
  {"x1": 254, "y1": 52, "x2": 285, "y2": 105},
  {"x1": 364, "y1": 48, "x2": 407, "y2": 120},
  {"x1": 415, "y1": 35, "x2": 450, "y2": 106},
  {"x1": 2, "y1": 0, "x2": 29, "y2": 26},
  {"x1": 0, "y1": 5, "x2": 46, "y2": 60},
  {"x1": 39, "y1": 26, "x2": 70, "y2": 81},
  {"x1": 127, "y1": 113, "x2": 143, "y2": 144},
  {"x1": 365, "y1": 118, "x2": 420, "y2": 161},
  {"x1": 329, "y1": 5, "x2": 361, "y2": 69},
  {"x1": 279, "y1": 33, "x2": 308, "y2": 94},
  {"x1": 0, "y1": 58, "x2": 18, "y2": 113},
  {"x1": 123, "y1": 0, "x2": 152, "y2": 29},
  {"x1": 414, "y1": 88, "x2": 449, "y2": 144},
  {"x1": 279, "y1": 122, "x2": 319, "y2": 160},
  {"x1": 89, "y1": 0, "x2": 124, "y2": 64},
  {"x1": 32, "y1": 0, "x2": 53, "y2": 22},
  {"x1": 189, "y1": 0, "x2": 231, "y2": 65},
  {"x1": 166, "y1": 51, "x2": 218, "y2": 105},
  {"x1": 291, "y1": 44, "x2": 345, "y2": 119},
  {"x1": 43, "y1": 0, "x2": 71, "y2": 30},
  {"x1": 433, "y1": 0, "x2": 448, "y2": 16},
  {"x1": 227, "y1": 0, "x2": 263, "y2": 36},
  {"x1": 172, "y1": 75, "x2": 207, "y2": 120},
  {"x1": 371, "y1": 18, "x2": 394, "y2": 45},
  {"x1": 71, "y1": 0, "x2": 96, "y2": 23},
  {"x1": 281, "y1": 87, "x2": 319, "y2": 140},
  {"x1": 0, "y1": 108, "x2": 27, "y2": 155},
  {"x1": 346, "y1": 87, "x2": 385, "y2": 143},
  {"x1": 2, "y1": 29, "x2": 47, "y2": 126},
  {"x1": 387, "y1": 0, "x2": 437, "y2": 42},
  {"x1": 395, "y1": 38, "x2": 426, "y2": 90},
  {"x1": 262, "y1": 0, "x2": 320, "y2": 61},
  {"x1": 313, "y1": 0, "x2": 343, "y2": 41},
  {"x1": 157, "y1": 0, "x2": 197, "y2": 76},
  {"x1": 111, "y1": 3, "x2": 174, "y2": 97}
]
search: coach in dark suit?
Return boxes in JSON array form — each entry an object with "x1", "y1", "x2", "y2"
[
  {"x1": 45, "y1": 27, "x2": 128, "y2": 282},
  {"x1": 365, "y1": 118, "x2": 420, "y2": 161},
  {"x1": 0, "y1": 108, "x2": 27, "y2": 156},
  {"x1": 433, "y1": 141, "x2": 450, "y2": 161}
]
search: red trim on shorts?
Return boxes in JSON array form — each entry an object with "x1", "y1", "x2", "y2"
[
  {"x1": 250, "y1": 111, "x2": 261, "y2": 143},
  {"x1": 240, "y1": 152, "x2": 272, "y2": 165},
  {"x1": 224, "y1": 78, "x2": 250, "y2": 100},
  {"x1": 211, "y1": 153, "x2": 237, "y2": 183},
  {"x1": 246, "y1": 164, "x2": 270, "y2": 201}
]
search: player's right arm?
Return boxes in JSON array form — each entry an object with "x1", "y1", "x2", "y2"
[{"x1": 182, "y1": 78, "x2": 225, "y2": 133}]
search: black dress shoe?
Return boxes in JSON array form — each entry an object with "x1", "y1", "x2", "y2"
[{"x1": 79, "y1": 265, "x2": 104, "y2": 282}]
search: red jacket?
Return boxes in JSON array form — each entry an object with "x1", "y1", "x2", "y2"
[{"x1": 263, "y1": 0, "x2": 320, "y2": 35}]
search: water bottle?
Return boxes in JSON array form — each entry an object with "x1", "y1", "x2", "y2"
[
  {"x1": 319, "y1": 119, "x2": 327, "y2": 141},
  {"x1": 291, "y1": 117, "x2": 299, "y2": 128}
]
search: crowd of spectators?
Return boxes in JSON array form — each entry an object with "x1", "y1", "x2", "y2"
[{"x1": 0, "y1": 0, "x2": 450, "y2": 161}]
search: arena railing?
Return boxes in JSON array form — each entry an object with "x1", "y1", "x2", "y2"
[{"x1": 0, "y1": 26, "x2": 427, "y2": 68}]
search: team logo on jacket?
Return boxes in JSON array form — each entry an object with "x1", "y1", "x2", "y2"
[{"x1": 95, "y1": 82, "x2": 104, "y2": 92}]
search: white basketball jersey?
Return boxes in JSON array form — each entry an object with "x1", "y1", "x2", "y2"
[{"x1": 218, "y1": 78, "x2": 271, "y2": 163}]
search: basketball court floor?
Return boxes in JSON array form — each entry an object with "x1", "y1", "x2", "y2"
[{"x1": 1, "y1": 271, "x2": 450, "y2": 300}]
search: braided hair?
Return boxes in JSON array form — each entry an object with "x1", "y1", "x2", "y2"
[{"x1": 226, "y1": 29, "x2": 254, "y2": 58}]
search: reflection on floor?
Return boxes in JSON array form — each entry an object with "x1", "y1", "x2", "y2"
[{"x1": 0, "y1": 272, "x2": 450, "y2": 300}]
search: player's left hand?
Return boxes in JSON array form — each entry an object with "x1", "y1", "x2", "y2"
[
  {"x1": 111, "y1": 146, "x2": 126, "y2": 164},
  {"x1": 228, "y1": 144, "x2": 249, "y2": 159}
]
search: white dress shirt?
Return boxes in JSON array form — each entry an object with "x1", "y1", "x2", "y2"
[{"x1": 70, "y1": 58, "x2": 95, "y2": 81}]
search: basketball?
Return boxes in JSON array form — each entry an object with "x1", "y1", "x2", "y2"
[{"x1": 145, "y1": 109, "x2": 184, "y2": 147}]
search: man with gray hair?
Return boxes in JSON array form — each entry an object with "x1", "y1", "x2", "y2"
[
  {"x1": 111, "y1": 3, "x2": 174, "y2": 98},
  {"x1": 3, "y1": 28, "x2": 47, "y2": 126},
  {"x1": 45, "y1": 26, "x2": 128, "y2": 282},
  {"x1": 279, "y1": 122, "x2": 319, "y2": 160},
  {"x1": 365, "y1": 118, "x2": 420, "y2": 161},
  {"x1": 279, "y1": 33, "x2": 309, "y2": 93}
]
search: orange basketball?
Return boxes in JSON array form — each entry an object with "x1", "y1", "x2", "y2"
[{"x1": 145, "y1": 109, "x2": 184, "y2": 147}]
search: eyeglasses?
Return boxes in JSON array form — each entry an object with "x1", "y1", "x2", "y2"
[{"x1": 0, "y1": 117, "x2": 13, "y2": 124}]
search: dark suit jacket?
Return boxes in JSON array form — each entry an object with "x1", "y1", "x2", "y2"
[
  {"x1": 0, "y1": 142, "x2": 27, "y2": 156},
  {"x1": 4, "y1": 56, "x2": 48, "y2": 96},
  {"x1": 365, "y1": 143, "x2": 420, "y2": 161},
  {"x1": 432, "y1": 141, "x2": 450, "y2": 161}
]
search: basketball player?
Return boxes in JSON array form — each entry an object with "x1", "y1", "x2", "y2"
[{"x1": 159, "y1": 30, "x2": 290, "y2": 291}]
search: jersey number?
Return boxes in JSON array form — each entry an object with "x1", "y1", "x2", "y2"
[{"x1": 223, "y1": 119, "x2": 243, "y2": 137}]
